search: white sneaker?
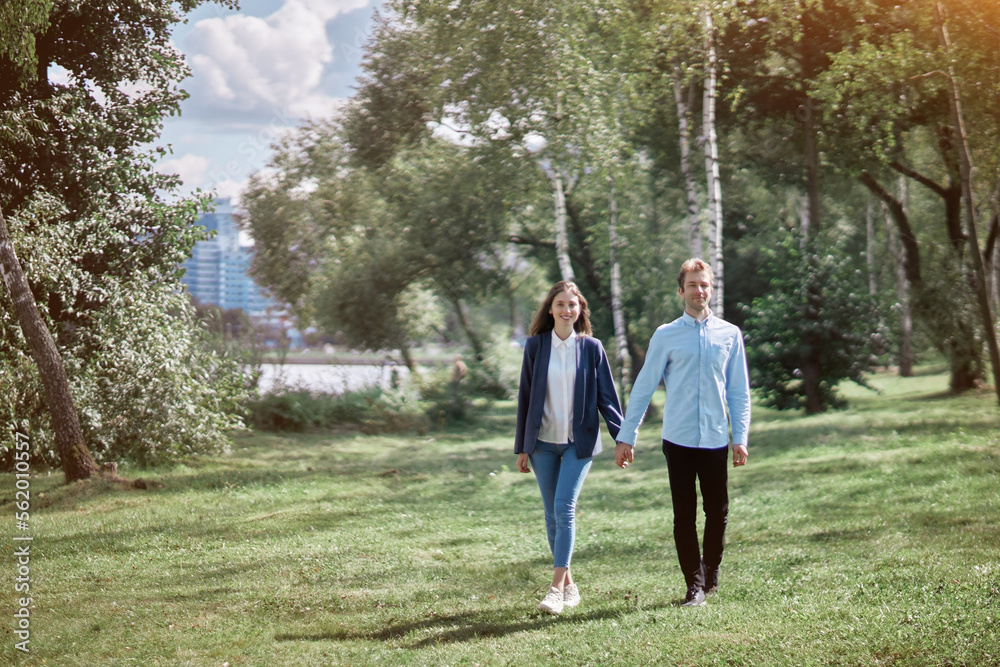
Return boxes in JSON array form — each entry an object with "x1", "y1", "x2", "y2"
[
  {"x1": 562, "y1": 583, "x2": 581, "y2": 608},
  {"x1": 537, "y1": 586, "x2": 564, "y2": 614}
]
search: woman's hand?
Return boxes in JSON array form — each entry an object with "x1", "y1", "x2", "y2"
[{"x1": 517, "y1": 452, "x2": 531, "y2": 473}]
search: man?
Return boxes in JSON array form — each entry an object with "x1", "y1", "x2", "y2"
[{"x1": 615, "y1": 258, "x2": 751, "y2": 607}]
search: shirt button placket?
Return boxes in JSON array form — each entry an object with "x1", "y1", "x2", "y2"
[{"x1": 699, "y1": 323, "x2": 707, "y2": 445}]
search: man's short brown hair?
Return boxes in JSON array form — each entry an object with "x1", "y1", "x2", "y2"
[{"x1": 677, "y1": 258, "x2": 714, "y2": 290}]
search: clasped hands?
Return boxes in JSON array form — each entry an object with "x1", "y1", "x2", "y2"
[{"x1": 614, "y1": 442, "x2": 634, "y2": 469}]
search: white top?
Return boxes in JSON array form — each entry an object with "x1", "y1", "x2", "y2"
[{"x1": 538, "y1": 329, "x2": 577, "y2": 445}]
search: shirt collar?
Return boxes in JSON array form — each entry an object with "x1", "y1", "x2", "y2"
[
  {"x1": 681, "y1": 310, "x2": 713, "y2": 326},
  {"x1": 551, "y1": 329, "x2": 578, "y2": 349}
]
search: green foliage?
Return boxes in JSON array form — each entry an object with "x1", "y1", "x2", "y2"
[
  {"x1": 246, "y1": 384, "x2": 426, "y2": 434},
  {"x1": 1, "y1": 209, "x2": 249, "y2": 465},
  {"x1": 245, "y1": 336, "x2": 520, "y2": 434},
  {"x1": 193, "y1": 301, "x2": 267, "y2": 394},
  {"x1": 0, "y1": 1, "x2": 247, "y2": 469},
  {"x1": 419, "y1": 331, "x2": 521, "y2": 427},
  {"x1": 745, "y1": 234, "x2": 885, "y2": 411},
  {"x1": 418, "y1": 367, "x2": 476, "y2": 426},
  {"x1": 243, "y1": 120, "x2": 516, "y2": 357},
  {"x1": 0, "y1": 0, "x2": 49, "y2": 85},
  {"x1": 468, "y1": 332, "x2": 523, "y2": 399}
]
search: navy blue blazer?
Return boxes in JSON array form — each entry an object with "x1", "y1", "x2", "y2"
[{"x1": 514, "y1": 332, "x2": 624, "y2": 458}]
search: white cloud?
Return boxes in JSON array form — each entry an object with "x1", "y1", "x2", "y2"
[
  {"x1": 154, "y1": 1, "x2": 378, "y2": 201},
  {"x1": 212, "y1": 178, "x2": 247, "y2": 207},
  {"x1": 155, "y1": 154, "x2": 248, "y2": 203},
  {"x1": 184, "y1": 0, "x2": 370, "y2": 119},
  {"x1": 156, "y1": 153, "x2": 210, "y2": 187}
]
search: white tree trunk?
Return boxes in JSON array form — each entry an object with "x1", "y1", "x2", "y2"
[
  {"x1": 673, "y1": 68, "x2": 703, "y2": 258},
  {"x1": 553, "y1": 172, "x2": 574, "y2": 282},
  {"x1": 797, "y1": 193, "x2": 811, "y2": 246},
  {"x1": 702, "y1": 10, "x2": 724, "y2": 316},
  {"x1": 608, "y1": 181, "x2": 631, "y2": 394}
]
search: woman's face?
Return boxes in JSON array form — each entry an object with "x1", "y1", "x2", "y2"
[{"x1": 549, "y1": 290, "x2": 581, "y2": 328}]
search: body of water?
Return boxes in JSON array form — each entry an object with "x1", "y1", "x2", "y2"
[{"x1": 257, "y1": 363, "x2": 411, "y2": 394}]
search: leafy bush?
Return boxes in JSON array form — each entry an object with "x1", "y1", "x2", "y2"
[
  {"x1": 2, "y1": 274, "x2": 250, "y2": 468},
  {"x1": 467, "y1": 332, "x2": 522, "y2": 400},
  {"x1": 744, "y1": 236, "x2": 886, "y2": 411},
  {"x1": 194, "y1": 302, "x2": 267, "y2": 394},
  {"x1": 0, "y1": 196, "x2": 251, "y2": 469},
  {"x1": 420, "y1": 366, "x2": 476, "y2": 426},
  {"x1": 419, "y1": 335, "x2": 520, "y2": 427},
  {"x1": 245, "y1": 383, "x2": 427, "y2": 433},
  {"x1": 246, "y1": 332, "x2": 522, "y2": 434}
]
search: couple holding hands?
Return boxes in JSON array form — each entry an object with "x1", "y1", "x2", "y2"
[{"x1": 514, "y1": 258, "x2": 752, "y2": 613}]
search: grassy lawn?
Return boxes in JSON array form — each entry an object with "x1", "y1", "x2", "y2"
[{"x1": 3, "y1": 368, "x2": 999, "y2": 666}]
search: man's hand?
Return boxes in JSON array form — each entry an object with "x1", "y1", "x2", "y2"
[
  {"x1": 615, "y1": 442, "x2": 634, "y2": 469},
  {"x1": 732, "y1": 444, "x2": 748, "y2": 467}
]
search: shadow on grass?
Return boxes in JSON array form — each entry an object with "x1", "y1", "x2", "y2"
[{"x1": 275, "y1": 600, "x2": 672, "y2": 648}]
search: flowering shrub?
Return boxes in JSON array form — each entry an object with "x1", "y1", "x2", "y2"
[{"x1": 1, "y1": 200, "x2": 249, "y2": 469}]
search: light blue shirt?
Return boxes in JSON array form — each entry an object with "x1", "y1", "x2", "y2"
[{"x1": 617, "y1": 312, "x2": 750, "y2": 449}]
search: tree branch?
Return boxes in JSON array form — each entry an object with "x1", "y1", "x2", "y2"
[
  {"x1": 985, "y1": 211, "x2": 999, "y2": 265},
  {"x1": 889, "y1": 160, "x2": 947, "y2": 198},
  {"x1": 507, "y1": 234, "x2": 555, "y2": 249},
  {"x1": 859, "y1": 170, "x2": 922, "y2": 287}
]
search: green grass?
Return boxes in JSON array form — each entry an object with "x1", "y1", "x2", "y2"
[{"x1": 3, "y1": 368, "x2": 999, "y2": 665}]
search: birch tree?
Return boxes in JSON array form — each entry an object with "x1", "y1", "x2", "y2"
[
  {"x1": 672, "y1": 60, "x2": 704, "y2": 259},
  {"x1": 701, "y1": 8, "x2": 725, "y2": 315}
]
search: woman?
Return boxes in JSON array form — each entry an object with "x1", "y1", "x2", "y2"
[{"x1": 514, "y1": 281, "x2": 624, "y2": 614}]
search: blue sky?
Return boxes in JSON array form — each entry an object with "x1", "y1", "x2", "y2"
[{"x1": 155, "y1": 0, "x2": 382, "y2": 203}]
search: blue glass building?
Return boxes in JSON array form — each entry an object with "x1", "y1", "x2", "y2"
[{"x1": 181, "y1": 198, "x2": 277, "y2": 318}]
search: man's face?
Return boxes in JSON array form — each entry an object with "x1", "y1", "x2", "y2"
[{"x1": 679, "y1": 270, "x2": 713, "y2": 314}]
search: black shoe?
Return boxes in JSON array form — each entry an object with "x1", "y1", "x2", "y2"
[
  {"x1": 682, "y1": 586, "x2": 706, "y2": 607},
  {"x1": 705, "y1": 568, "x2": 719, "y2": 596}
]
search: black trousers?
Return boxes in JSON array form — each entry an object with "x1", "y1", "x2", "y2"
[{"x1": 662, "y1": 440, "x2": 729, "y2": 589}]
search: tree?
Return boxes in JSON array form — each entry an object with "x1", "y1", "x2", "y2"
[
  {"x1": 746, "y1": 233, "x2": 883, "y2": 411},
  {"x1": 671, "y1": 62, "x2": 704, "y2": 259},
  {"x1": 341, "y1": 0, "x2": 663, "y2": 378},
  {"x1": 1, "y1": 0, "x2": 245, "y2": 476},
  {"x1": 0, "y1": 0, "x2": 95, "y2": 482},
  {"x1": 720, "y1": 0, "x2": 873, "y2": 413},
  {"x1": 933, "y1": 0, "x2": 1000, "y2": 404},
  {"x1": 242, "y1": 118, "x2": 515, "y2": 369},
  {"x1": 1, "y1": 206, "x2": 95, "y2": 481},
  {"x1": 815, "y1": 0, "x2": 1000, "y2": 393},
  {"x1": 701, "y1": 9, "x2": 725, "y2": 315}
]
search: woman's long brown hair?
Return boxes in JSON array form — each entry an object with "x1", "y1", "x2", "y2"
[{"x1": 528, "y1": 281, "x2": 592, "y2": 336}]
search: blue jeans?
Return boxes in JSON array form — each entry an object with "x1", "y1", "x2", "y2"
[{"x1": 530, "y1": 441, "x2": 593, "y2": 569}]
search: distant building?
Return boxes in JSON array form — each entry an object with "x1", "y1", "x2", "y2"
[{"x1": 181, "y1": 198, "x2": 277, "y2": 318}]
